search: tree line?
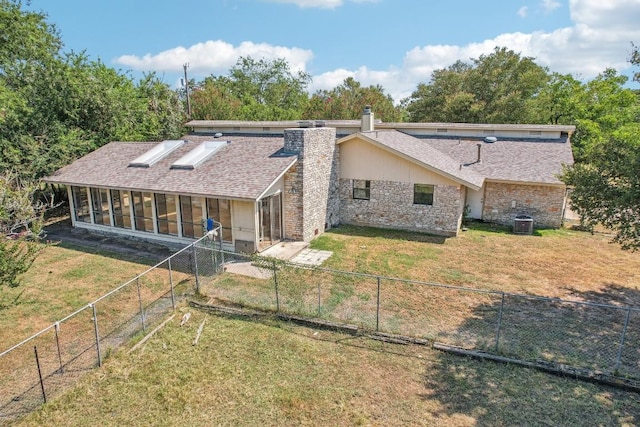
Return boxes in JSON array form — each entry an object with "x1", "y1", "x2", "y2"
[{"x1": 1, "y1": 0, "x2": 639, "y2": 290}]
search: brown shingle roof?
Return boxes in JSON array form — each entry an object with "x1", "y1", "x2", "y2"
[
  {"x1": 341, "y1": 130, "x2": 485, "y2": 190},
  {"x1": 427, "y1": 137, "x2": 574, "y2": 185},
  {"x1": 44, "y1": 135, "x2": 297, "y2": 200}
]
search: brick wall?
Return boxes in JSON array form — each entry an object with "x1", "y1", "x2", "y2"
[
  {"x1": 482, "y1": 182, "x2": 566, "y2": 228},
  {"x1": 339, "y1": 179, "x2": 463, "y2": 236},
  {"x1": 283, "y1": 127, "x2": 338, "y2": 242}
]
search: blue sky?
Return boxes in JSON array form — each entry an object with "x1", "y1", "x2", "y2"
[{"x1": 26, "y1": 0, "x2": 640, "y2": 101}]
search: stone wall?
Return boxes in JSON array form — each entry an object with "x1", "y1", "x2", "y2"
[
  {"x1": 339, "y1": 179, "x2": 463, "y2": 236},
  {"x1": 482, "y1": 182, "x2": 566, "y2": 228},
  {"x1": 283, "y1": 127, "x2": 338, "y2": 242}
]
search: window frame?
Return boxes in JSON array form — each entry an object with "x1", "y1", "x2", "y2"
[
  {"x1": 71, "y1": 186, "x2": 91, "y2": 223},
  {"x1": 155, "y1": 193, "x2": 179, "y2": 236},
  {"x1": 352, "y1": 179, "x2": 371, "y2": 200},
  {"x1": 413, "y1": 184, "x2": 434, "y2": 206},
  {"x1": 180, "y1": 195, "x2": 204, "y2": 238},
  {"x1": 131, "y1": 191, "x2": 154, "y2": 232},
  {"x1": 206, "y1": 197, "x2": 233, "y2": 242},
  {"x1": 90, "y1": 188, "x2": 111, "y2": 226}
]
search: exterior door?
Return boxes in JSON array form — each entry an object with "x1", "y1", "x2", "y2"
[{"x1": 259, "y1": 194, "x2": 282, "y2": 250}]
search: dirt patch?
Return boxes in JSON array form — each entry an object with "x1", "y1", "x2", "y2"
[{"x1": 44, "y1": 216, "x2": 181, "y2": 265}]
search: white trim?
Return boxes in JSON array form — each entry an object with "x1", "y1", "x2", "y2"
[
  {"x1": 126, "y1": 190, "x2": 135, "y2": 231},
  {"x1": 175, "y1": 195, "x2": 183, "y2": 238},
  {"x1": 67, "y1": 186, "x2": 76, "y2": 227},
  {"x1": 150, "y1": 192, "x2": 158, "y2": 234},
  {"x1": 256, "y1": 159, "x2": 297, "y2": 201},
  {"x1": 106, "y1": 189, "x2": 115, "y2": 227},
  {"x1": 86, "y1": 186, "x2": 95, "y2": 225}
]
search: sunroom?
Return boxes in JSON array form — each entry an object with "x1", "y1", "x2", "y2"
[{"x1": 46, "y1": 136, "x2": 297, "y2": 252}]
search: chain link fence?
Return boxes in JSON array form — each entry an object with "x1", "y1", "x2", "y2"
[
  {"x1": 0, "y1": 230, "x2": 222, "y2": 424},
  {"x1": 3, "y1": 234, "x2": 639, "y2": 423},
  {"x1": 199, "y1": 248, "x2": 640, "y2": 382}
]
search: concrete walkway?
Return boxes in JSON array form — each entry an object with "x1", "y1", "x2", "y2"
[
  {"x1": 223, "y1": 241, "x2": 333, "y2": 279},
  {"x1": 261, "y1": 240, "x2": 333, "y2": 266}
]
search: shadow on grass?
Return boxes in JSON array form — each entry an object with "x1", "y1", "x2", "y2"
[
  {"x1": 43, "y1": 217, "x2": 179, "y2": 268},
  {"x1": 421, "y1": 282, "x2": 640, "y2": 425},
  {"x1": 325, "y1": 224, "x2": 450, "y2": 244},
  {"x1": 420, "y1": 351, "x2": 640, "y2": 426}
]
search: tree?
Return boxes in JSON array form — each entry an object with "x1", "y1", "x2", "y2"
[
  {"x1": 303, "y1": 77, "x2": 405, "y2": 122},
  {"x1": 527, "y1": 72, "x2": 584, "y2": 125},
  {"x1": 630, "y1": 42, "x2": 640, "y2": 83},
  {"x1": 190, "y1": 76, "x2": 242, "y2": 120},
  {"x1": 0, "y1": 172, "x2": 45, "y2": 288},
  {"x1": 1, "y1": 1, "x2": 186, "y2": 180},
  {"x1": 562, "y1": 127, "x2": 640, "y2": 250},
  {"x1": 404, "y1": 47, "x2": 549, "y2": 123},
  {"x1": 568, "y1": 69, "x2": 639, "y2": 161},
  {"x1": 194, "y1": 57, "x2": 311, "y2": 121}
]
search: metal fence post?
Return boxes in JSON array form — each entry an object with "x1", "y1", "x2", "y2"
[
  {"x1": 34, "y1": 346, "x2": 46, "y2": 404},
  {"x1": 273, "y1": 259, "x2": 280, "y2": 312},
  {"x1": 614, "y1": 307, "x2": 632, "y2": 372},
  {"x1": 54, "y1": 322, "x2": 63, "y2": 373},
  {"x1": 317, "y1": 283, "x2": 321, "y2": 317},
  {"x1": 494, "y1": 293, "x2": 506, "y2": 352},
  {"x1": 192, "y1": 243, "x2": 200, "y2": 292},
  {"x1": 91, "y1": 304, "x2": 102, "y2": 367},
  {"x1": 376, "y1": 277, "x2": 381, "y2": 332},
  {"x1": 136, "y1": 277, "x2": 146, "y2": 332},
  {"x1": 168, "y1": 257, "x2": 176, "y2": 311},
  {"x1": 219, "y1": 236, "x2": 225, "y2": 271}
]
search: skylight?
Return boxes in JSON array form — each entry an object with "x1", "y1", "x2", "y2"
[
  {"x1": 129, "y1": 140, "x2": 185, "y2": 168},
  {"x1": 170, "y1": 140, "x2": 228, "y2": 170}
]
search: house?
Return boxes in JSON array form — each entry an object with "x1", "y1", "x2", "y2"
[{"x1": 44, "y1": 108, "x2": 574, "y2": 251}]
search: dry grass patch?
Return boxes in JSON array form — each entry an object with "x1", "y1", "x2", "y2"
[
  {"x1": 313, "y1": 224, "x2": 640, "y2": 303},
  {"x1": 14, "y1": 313, "x2": 640, "y2": 427},
  {"x1": 0, "y1": 244, "x2": 160, "y2": 349}
]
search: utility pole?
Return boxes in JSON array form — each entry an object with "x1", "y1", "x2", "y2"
[{"x1": 183, "y1": 63, "x2": 192, "y2": 119}]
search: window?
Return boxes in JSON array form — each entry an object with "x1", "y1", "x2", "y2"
[
  {"x1": 90, "y1": 188, "x2": 110, "y2": 225},
  {"x1": 413, "y1": 184, "x2": 434, "y2": 206},
  {"x1": 111, "y1": 190, "x2": 132, "y2": 229},
  {"x1": 353, "y1": 180, "x2": 370, "y2": 200},
  {"x1": 132, "y1": 191, "x2": 154, "y2": 232},
  {"x1": 206, "y1": 198, "x2": 232, "y2": 242},
  {"x1": 180, "y1": 196, "x2": 204, "y2": 238},
  {"x1": 71, "y1": 186, "x2": 91, "y2": 223},
  {"x1": 156, "y1": 193, "x2": 179, "y2": 236}
]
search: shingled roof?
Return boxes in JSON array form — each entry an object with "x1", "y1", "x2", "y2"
[
  {"x1": 427, "y1": 137, "x2": 574, "y2": 185},
  {"x1": 338, "y1": 130, "x2": 485, "y2": 190},
  {"x1": 338, "y1": 130, "x2": 573, "y2": 187},
  {"x1": 44, "y1": 135, "x2": 297, "y2": 200}
]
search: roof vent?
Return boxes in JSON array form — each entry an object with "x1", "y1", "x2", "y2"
[
  {"x1": 214, "y1": 132, "x2": 223, "y2": 138},
  {"x1": 171, "y1": 140, "x2": 228, "y2": 170},
  {"x1": 484, "y1": 136, "x2": 498, "y2": 143},
  {"x1": 298, "y1": 120, "x2": 313, "y2": 128},
  {"x1": 129, "y1": 140, "x2": 185, "y2": 168},
  {"x1": 315, "y1": 120, "x2": 325, "y2": 127}
]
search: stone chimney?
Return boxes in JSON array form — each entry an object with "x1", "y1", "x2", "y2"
[
  {"x1": 283, "y1": 127, "x2": 339, "y2": 242},
  {"x1": 361, "y1": 105, "x2": 374, "y2": 132}
]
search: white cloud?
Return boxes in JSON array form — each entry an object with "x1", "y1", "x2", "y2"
[
  {"x1": 115, "y1": 0, "x2": 640, "y2": 103},
  {"x1": 316, "y1": 0, "x2": 640, "y2": 101},
  {"x1": 115, "y1": 40, "x2": 313, "y2": 75},
  {"x1": 541, "y1": 0, "x2": 562, "y2": 13},
  {"x1": 517, "y1": 6, "x2": 529, "y2": 18}
]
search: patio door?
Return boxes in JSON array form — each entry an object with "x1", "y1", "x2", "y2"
[{"x1": 259, "y1": 193, "x2": 282, "y2": 250}]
